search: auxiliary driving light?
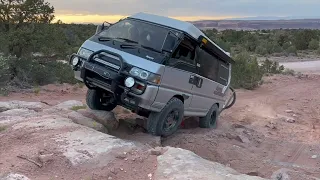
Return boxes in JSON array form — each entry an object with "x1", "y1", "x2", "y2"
[
  {"x1": 71, "y1": 57, "x2": 80, "y2": 66},
  {"x1": 125, "y1": 77, "x2": 135, "y2": 88}
]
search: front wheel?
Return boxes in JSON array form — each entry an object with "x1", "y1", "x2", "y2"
[
  {"x1": 147, "y1": 97, "x2": 184, "y2": 137},
  {"x1": 86, "y1": 89, "x2": 117, "y2": 111},
  {"x1": 199, "y1": 104, "x2": 219, "y2": 129}
]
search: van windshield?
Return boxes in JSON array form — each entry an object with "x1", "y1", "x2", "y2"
[{"x1": 98, "y1": 19, "x2": 180, "y2": 53}]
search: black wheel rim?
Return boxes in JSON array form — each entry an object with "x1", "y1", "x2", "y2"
[
  {"x1": 210, "y1": 110, "x2": 217, "y2": 126},
  {"x1": 163, "y1": 109, "x2": 180, "y2": 132},
  {"x1": 101, "y1": 92, "x2": 114, "y2": 105}
]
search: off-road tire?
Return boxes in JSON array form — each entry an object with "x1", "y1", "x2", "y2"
[
  {"x1": 86, "y1": 89, "x2": 117, "y2": 111},
  {"x1": 147, "y1": 97, "x2": 184, "y2": 137},
  {"x1": 199, "y1": 104, "x2": 219, "y2": 129}
]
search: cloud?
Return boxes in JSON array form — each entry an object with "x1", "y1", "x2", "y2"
[{"x1": 48, "y1": 0, "x2": 320, "y2": 22}]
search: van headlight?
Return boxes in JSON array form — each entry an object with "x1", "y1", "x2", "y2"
[
  {"x1": 78, "y1": 48, "x2": 94, "y2": 59},
  {"x1": 129, "y1": 67, "x2": 161, "y2": 84},
  {"x1": 71, "y1": 57, "x2": 80, "y2": 66}
]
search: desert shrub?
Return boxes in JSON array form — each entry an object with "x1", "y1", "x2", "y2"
[
  {"x1": 317, "y1": 47, "x2": 320, "y2": 55},
  {"x1": 282, "y1": 42, "x2": 291, "y2": 50},
  {"x1": 282, "y1": 69, "x2": 295, "y2": 76},
  {"x1": 8, "y1": 57, "x2": 56, "y2": 86},
  {"x1": 46, "y1": 62, "x2": 78, "y2": 84},
  {"x1": 0, "y1": 125, "x2": 7, "y2": 132},
  {"x1": 286, "y1": 46, "x2": 298, "y2": 55},
  {"x1": 0, "y1": 55, "x2": 77, "y2": 88},
  {"x1": 308, "y1": 39, "x2": 320, "y2": 50},
  {"x1": 0, "y1": 56, "x2": 11, "y2": 96},
  {"x1": 272, "y1": 44, "x2": 283, "y2": 53},
  {"x1": 0, "y1": 56, "x2": 11, "y2": 86},
  {"x1": 260, "y1": 59, "x2": 284, "y2": 74},
  {"x1": 231, "y1": 52, "x2": 263, "y2": 90},
  {"x1": 214, "y1": 39, "x2": 231, "y2": 52},
  {"x1": 255, "y1": 46, "x2": 268, "y2": 56},
  {"x1": 0, "y1": 33, "x2": 9, "y2": 54}
]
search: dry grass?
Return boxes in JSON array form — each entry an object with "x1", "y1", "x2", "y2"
[
  {"x1": 0, "y1": 125, "x2": 7, "y2": 132},
  {"x1": 70, "y1": 105, "x2": 87, "y2": 111}
]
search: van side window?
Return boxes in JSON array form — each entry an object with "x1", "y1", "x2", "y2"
[
  {"x1": 172, "y1": 38, "x2": 196, "y2": 64},
  {"x1": 217, "y1": 60, "x2": 230, "y2": 86},
  {"x1": 167, "y1": 37, "x2": 197, "y2": 73},
  {"x1": 196, "y1": 47, "x2": 219, "y2": 81},
  {"x1": 196, "y1": 47, "x2": 230, "y2": 86}
]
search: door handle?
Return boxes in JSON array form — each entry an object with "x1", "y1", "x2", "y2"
[
  {"x1": 189, "y1": 75, "x2": 203, "y2": 88},
  {"x1": 195, "y1": 77, "x2": 203, "y2": 88},
  {"x1": 189, "y1": 75, "x2": 195, "y2": 84}
]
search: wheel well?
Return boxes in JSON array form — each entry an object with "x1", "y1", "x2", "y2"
[
  {"x1": 215, "y1": 103, "x2": 220, "y2": 108},
  {"x1": 173, "y1": 95, "x2": 184, "y2": 103}
]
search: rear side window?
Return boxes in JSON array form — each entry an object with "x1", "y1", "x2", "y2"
[
  {"x1": 196, "y1": 47, "x2": 230, "y2": 86},
  {"x1": 217, "y1": 60, "x2": 230, "y2": 85},
  {"x1": 166, "y1": 37, "x2": 198, "y2": 73}
]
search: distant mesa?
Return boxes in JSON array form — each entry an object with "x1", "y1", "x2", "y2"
[
  {"x1": 190, "y1": 17, "x2": 320, "y2": 31},
  {"x1": 69, "y1": 16, "x2": 320, "y2": 31}
]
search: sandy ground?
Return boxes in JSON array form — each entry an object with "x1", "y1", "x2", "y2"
[
  {"x1": 280, "y1": 60, "x2": 320, "y2": 74},
  {"x1": 163, "y1": 74, "x2": 320, "y2": 179},
  {"x1": 1, "y1": 61, "x2": 320, "y2": 180}
]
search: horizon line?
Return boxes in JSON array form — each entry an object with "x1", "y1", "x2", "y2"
[{"x1": 52, "y1": 13, "x2": 320, "y2": 24}]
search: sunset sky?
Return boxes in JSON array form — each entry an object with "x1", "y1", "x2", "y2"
[{"x1": 49, "y1": 0, "x2": 320, "y2": 23}]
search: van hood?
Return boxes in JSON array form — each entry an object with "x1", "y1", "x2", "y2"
[{"x1": 80, "y1": 39, "x2": 165, "y2": 74}]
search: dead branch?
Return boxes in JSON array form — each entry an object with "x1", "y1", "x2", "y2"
[{"x1": 17, "y1": 155, "x2": 42, "y2": 168}]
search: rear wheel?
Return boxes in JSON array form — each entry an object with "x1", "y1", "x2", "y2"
[
  {"x1": 86, "y1": 89, "x2": 117, "y2": 111},
  {"x1": 147, "y1": 97, "x2": 184, "y2": 137},
  {"x1": 199, "y1": 104, "x2": 219, "y2": 129}
]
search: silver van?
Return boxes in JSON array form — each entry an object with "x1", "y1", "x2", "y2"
[{"x1": 69, "y1": 12, "x2": 236, "y2": 137}]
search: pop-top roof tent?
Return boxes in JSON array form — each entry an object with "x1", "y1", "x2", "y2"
[{"x1": 128, "y1": 12, "x2": 235, "y2": 64}]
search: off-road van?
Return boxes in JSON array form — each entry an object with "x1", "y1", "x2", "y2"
[{"x1": 69, "y1": 12, "x2": 236, "y2": 137}]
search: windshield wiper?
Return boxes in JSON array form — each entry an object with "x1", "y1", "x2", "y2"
[
  {"x1": 141, "y1": 45, "x2": 162, "y2": 53},
  {"x1": 120, "y1": 44, "x2": 137, "y2": 49},
  {"x1": 115, "y1": 37, "x2": 138, "y2": 44},
  {"x1": 120, "y1": 43, "x2": 161, "y2": 53},
  {"x1": 98, "y1": 37, "x2": 112, "y2": 41},
  {"x1": 119, "y1": 44, "x2": 141, "y2": 53},
  {"x1": 120, "y1": 44, "x2": 161, "y2": 53}
]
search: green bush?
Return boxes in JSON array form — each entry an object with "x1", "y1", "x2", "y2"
[
  {"x1": 308, "y1": 39, "x2": 320, "y2": 50},
  {"x1": 0, "y1": 33, "x2": 9, "y2": 54},
  {"x1": 317, "y1": 47, "x2": 320, "y2": 55},
  {"x1": 231, "y1": 52, "x2": 263, "y2": 90},
  {"x1": 47, "y1": 62, "x2": 77, "y2": 84},
  {"x1": 260, "y1": 59, "x2": 284, "y2": 74},
  {"x1": 8, "y1": 58, "x2": 56, "y2": 86},
  {"x1": 272, "y1": 44, "x2": 283, "y2": 53},
  {"x1": 0, "y1": 56, "x2": 11, "y2": 86},
  {"x1": 0, "y1": 125, "x2": 7, "y2": 132},
  {"x1": 282, "y1": 69, "x2": 295, "y2": 76},
  {"x1": 286, "y1": 46, "x2": 298, "y2": 55},
  {"x1": 255, "y1": 46, "x2": 268, "y2": 56},
  {"x1": 282, "y1": 42, "x2": 291, "y2": 50},
  {"x1": 0, "y1": 56, "x2": 77, "y2": 88}
]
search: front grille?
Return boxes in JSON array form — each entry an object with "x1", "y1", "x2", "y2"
[
  {"x1": 92, "y1": 52, "x2": 121, "y2": 72},
  {"x1": 86, "y1": 70, "x2": 112, "y2": 86}
]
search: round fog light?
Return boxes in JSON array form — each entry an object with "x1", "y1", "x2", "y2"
[
  {"x1": 125, "y1": 77, "x2": 135, "y2": 88},
  {"x1": 71, "y1": 57, "x2": 79, "y2": 66}
]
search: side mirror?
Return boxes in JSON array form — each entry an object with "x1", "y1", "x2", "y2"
[
  {"x1": 95, "y1": 22, "x2": 112, "y2": 35},
  {"x1": 162, "y1": 32, "x2": 179, "y2": 53},
  {"x1": 95, "y1": 25, "x2": 103, "y2": 35}
]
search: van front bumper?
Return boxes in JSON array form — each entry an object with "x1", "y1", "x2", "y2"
[{"x1": 69, "y1": 53, "x2": 159, "y2": 112}]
